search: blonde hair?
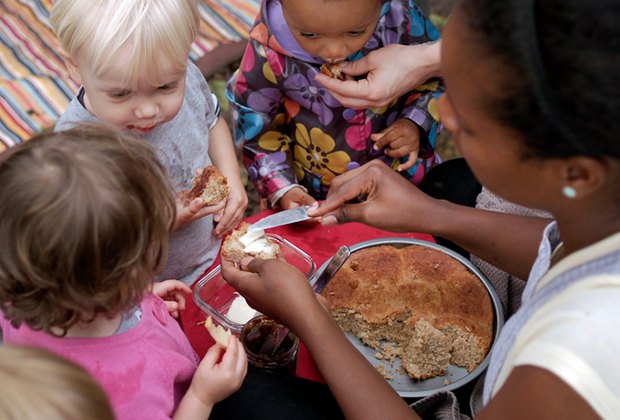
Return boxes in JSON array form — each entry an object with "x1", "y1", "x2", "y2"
[
  {"x1": 50, "y1": 0, "x2": 200, "y2": 87},
  {"x1": 0, "y1": 123, "x2": 176, "y2": 334},
  {"x1": 0, "y1": 345, "x2": 114, "y2": 420}
]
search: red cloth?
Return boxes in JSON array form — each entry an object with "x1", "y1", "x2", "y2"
[{"x1": 180, "y1": 210, "x2": 435, "y2": 382}]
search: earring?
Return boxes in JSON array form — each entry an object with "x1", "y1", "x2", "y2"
[{"x1": 562, "y1": 186, "x2": 577, "y2": 199}]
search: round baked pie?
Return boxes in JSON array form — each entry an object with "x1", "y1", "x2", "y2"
[{"x1": 321, "y1": 244, "x2": 494, "y2": 380}]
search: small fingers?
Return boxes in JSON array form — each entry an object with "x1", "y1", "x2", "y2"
[
  {"x1": 214, "y1": 207, "x2": 244, "y2": 237},
  {"x1": 384, "y1": 144, "x2": 414, "y2": 158},
  {"x1": 203, "y1": 342, "x2": 225, "y2": 367},
  {"x1": 397, "y1": 151, "x2": 419, "y2": 172},
  {"x1": 188, "y1": 198, "x2": 206, "y2": 213},
  {"x1": 231, "y1": 337, "x2": 248, "y2": 371},
  {"x1": 174, "y1": 291, "x2": 187, "y2": 310},
  {"x1": 370, "y1": 131, "x2": 386, "y2": 150},
  {"x1": 165, "y1": 301, "x2": 179, "y2": 316},
  {"x1": 204, "y1": 200, "x2": 227, "y2": 214}
]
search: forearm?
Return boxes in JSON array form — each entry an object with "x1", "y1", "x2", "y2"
[
  {"x1": 173, "y1": 388, "x2": 213, "y2": 420},
  {"x1": 208, "y1": 118, "x2": 242, "y2": 187},
  {"x1": 297, "y1": 304, "x2": 419, "y2": 420},
  {"x1": 418, "y1": 200, "x2": 550, "y2": 280},
  {"x1": 404, "y1": 41, "x2": 441, "y2": 86}
]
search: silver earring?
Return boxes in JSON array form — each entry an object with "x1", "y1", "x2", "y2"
[{"x1": 562, "y1": 186, "x2": 577, "y2": 199}]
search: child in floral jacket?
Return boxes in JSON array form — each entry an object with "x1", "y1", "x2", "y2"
[{"x1": 226, "y1": 0, "x2": 443, "y2": 209}]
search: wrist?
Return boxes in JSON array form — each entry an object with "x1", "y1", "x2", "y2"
[
  {"x1": 294, "y1": 299, "x2": 339, "y2": 346},
  {"x1": 174, "y1": 386, "x2": 214, "y2": 420},
  {"x1": 270, "y1": 184, "x2": 305, "y2": 208},
  {"x1": 227, "y1": 178, "x2": 245, "y2": 192},
  {"x1": 422, "y1": 198, "x2": 461, "y2": 238},
  {"x1": 407, "y1": 41, "x2": 442, "y2": 81}
]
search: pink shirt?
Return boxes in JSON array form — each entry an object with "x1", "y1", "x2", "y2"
[{"x1": 1, "y1": 294, "x2": 199, "y2": 420}]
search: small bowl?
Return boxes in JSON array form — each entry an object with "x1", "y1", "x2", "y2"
[
  {"x1": 240, "y1": 315, "x2": 299, "y2": 374},
  {"x1": 193, "y1": 234, "x2": 316, "y2": 333}
]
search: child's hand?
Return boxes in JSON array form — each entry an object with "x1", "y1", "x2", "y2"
[
  {"x1": 174, "y1": 337, "x2": 247, "y2": 419},
  {"x1": 213, "y1": 182, "x2": 248, "y2": 238},
  {"x1": 151, "y1": 279, "x2": 192, "y2": 318},
  {"x1": 370, "y1": 118, "x2": 421, "y2": 172},
  {"x1": 191, "y1": 337, "x2": 248, "y2": 406},
  {"x1": 174, "y1": 192, "x2": 226, "y2": 230},
  {"x1": 278, "y1": 187, "x2": 317, "y2": 211}
]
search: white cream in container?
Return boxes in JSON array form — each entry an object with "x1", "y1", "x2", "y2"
[{"x1": 226, "y1": 294, "x2": 260, "y2": 325}]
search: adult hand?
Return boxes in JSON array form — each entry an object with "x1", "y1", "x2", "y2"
[
  {"x1": 308, "y1": 160, "x2": 440, "y2": 233},
  {"x1": 220, "y1": 257, "x2": 321, "y2": 332},
  {"x1": 315, "y1": 42, "x2": 441, "y2": 109}
]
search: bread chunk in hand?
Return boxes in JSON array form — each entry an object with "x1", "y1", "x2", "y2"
[
  {"x1": 221, "y1": 222, "x2": 280, "y2": 264},
  {"x1": 320, "y1": 63, "x2": 345, "y2": 81},
  {"x1": 188, "y1": 165, "x2": 229, "y2": 206}
]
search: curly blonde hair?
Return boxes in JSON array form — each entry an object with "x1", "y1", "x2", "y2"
[{"x1": 0, "y1": 123, "x2": 176, "y2": 334}]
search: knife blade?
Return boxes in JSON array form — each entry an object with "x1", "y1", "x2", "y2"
[{"x1": 248, "y1": 206, "x2": 313, "y2": 231}]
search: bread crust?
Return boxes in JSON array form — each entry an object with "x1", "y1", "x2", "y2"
[
  {"x1": 188, "y1": 165, "x2": 229, "y2": 206},
  {"x1": 321, "y1": 244, "x2": 494, "y2": 380},
  {"x1": 221, "y1": 222, "x2": 280, "y2": 263}
]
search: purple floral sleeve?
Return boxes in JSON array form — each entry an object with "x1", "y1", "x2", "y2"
[{"x1": 226, "y1": 40, "x2": 297, "y2": 200}]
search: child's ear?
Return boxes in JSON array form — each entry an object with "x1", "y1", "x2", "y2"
[{"x1": 60, "y1": 51, "x2": 83, "y2": 85}]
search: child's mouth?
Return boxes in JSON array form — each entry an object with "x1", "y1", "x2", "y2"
[{"x1": 127, "y1": 124, "x2": 157, "y2": 135}]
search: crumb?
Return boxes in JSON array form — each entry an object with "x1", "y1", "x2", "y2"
[
  {"x1": 375, "y1": 363, "x2": 393, "y2": 380},
  {"x1": 320, "y1": 63, "x2": 345, "y2": 80}
]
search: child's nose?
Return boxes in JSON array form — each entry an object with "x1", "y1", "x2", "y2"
[
  {"x1": 134, "y1": 101, "x2": 158, "y2": 119},
  {"x1": 321, "y1": 42, "x2": 348, "y2": 63}
]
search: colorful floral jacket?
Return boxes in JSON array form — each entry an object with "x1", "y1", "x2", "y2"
[{"x1": 226, "y1": 0, "x2": 443, "y2": 204}]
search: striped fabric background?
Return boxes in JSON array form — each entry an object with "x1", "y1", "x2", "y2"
[{"x1": 0, "y1": 0, "x2": 260, "y2": 152}]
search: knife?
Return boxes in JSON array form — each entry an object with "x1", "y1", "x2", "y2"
[
  {"x1": 248, "y1": 206, "x2": 313, "y2": 232},
  {"x1": 312, "y1": 245, "x2": 351, "y2": 292}
]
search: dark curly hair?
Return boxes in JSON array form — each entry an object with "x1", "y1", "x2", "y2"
[
  {"x1": 0, "y1": 123, "x2": 176, "y2": 335},
  {"x1": 457, "y1": 0, "x2": 620, "y2": 159}
]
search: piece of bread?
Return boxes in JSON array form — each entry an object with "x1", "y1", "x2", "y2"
[
  {"x1": 320, "y1": 244, "x2": 494, "y2": 380},
  {"x1": 205, "y1": 316, "x2": 231, "y2": 348},
  {"x1": 188, "y1": 165, "x2": 229, "y2": 206},
  {"x1": 221, "y1": 222, "x2": 280, "y2": 264},
  {"x1": 320, "y1": 63, "x2": 345, "y2": 80}
]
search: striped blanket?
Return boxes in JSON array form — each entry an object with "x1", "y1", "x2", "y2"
[{"x1": 0, "y1": 0, "x2": 259, "y2": 151}]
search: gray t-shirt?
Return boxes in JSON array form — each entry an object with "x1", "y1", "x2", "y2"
[{"x1": 55, "y1": 63, "x2": 222, "y2": 285}]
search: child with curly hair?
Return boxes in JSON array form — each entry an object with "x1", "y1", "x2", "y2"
[{"x1": 0, "y1": 124, "x2": 247, "y2": 420}]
